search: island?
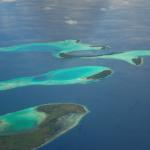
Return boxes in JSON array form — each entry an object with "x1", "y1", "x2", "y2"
[
  {"x1": 0, "y1": 103, "x2": 89, "y2": 150},
  {"x1": 82, "y1": 50, "x2": 150, "y2": 66},
  {"x1": 0, "y1": 66, "x2": 113, "y2": 91},
  {"x1": 0, "y1": 40, "x2": 106, "y2": 58}
]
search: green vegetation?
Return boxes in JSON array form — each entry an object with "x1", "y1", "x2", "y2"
[{"x1": 0, "y1": 103, "x2": 88, "y2": 150}]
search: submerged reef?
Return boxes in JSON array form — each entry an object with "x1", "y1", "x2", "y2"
[
  {"x1": 0, "y1": 107, "x2": 46, "y2": 136},
  {"x1": 0, "y1": 103, "x2": 88, "y2": 150},
  {"x1": 82, "y1": 50, "x2": 150, "y2": 66},
  {"x1": 0, "y1": 40, "x2": 106, "y2": 58},
  {"x1": 61, "y1": 50, "x2": 150, "y2": 66},
  {"x1": 0, "y1": 66, "x2": 113, "y2": 91}
]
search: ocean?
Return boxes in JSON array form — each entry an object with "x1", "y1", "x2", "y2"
[{"x1": 0, "y1": 0, "x2": 150, "y2": 149}]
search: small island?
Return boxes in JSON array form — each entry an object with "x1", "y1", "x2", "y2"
[
  {"x1": 0, "y1": 66, "x2": 113, "y2": 91},
  {"x1": 132, "y1": 57, "x2": 143, "y2": 65},
  {"x1": 0, "y1": 40, "x2": 105, "y2": 58},
  {"x1": 0, "y1": 103, "x2": 88, "y2": 150},
  {"x1": 82, "y1": 50, "x2": 150, "y2": 66},
  {"x1": 86, "y1": 70, "x2": 112, "y2": 80}
]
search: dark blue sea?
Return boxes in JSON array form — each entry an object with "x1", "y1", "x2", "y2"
[{"x1": 0, "y1": 0, "x2": 150, "y2": 149}]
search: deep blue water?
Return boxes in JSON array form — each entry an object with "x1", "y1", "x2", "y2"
[{"x1": 0, "y1": 0, "x2": 150, "y2": 150}]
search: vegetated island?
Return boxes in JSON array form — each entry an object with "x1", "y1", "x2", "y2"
[
  {"x1": 0, "y1": 103, "x2": 89, "y2": 150},
  {"x1": 81, "y1": 50, "x2": 150, "y2": 66},
  {"x1": 0, "y1": 66, "x2": 113, "y2": 91},
  {"x1": 61, "y1": 50, "x2": 150, "y2": 66}
]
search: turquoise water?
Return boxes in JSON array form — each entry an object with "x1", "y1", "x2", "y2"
[
  {"x1": 83, "y1": 50, "x2": 150, "y2": 65},
  {"x1": 0, "y1": 0, "x2": 150, "y2": 150},
  {"x1": 0, "y1": 40, "x2": 104, "y2": 57},
  {"x1": 0, "y1": 107, "x2": 46, "y2": 136},
  {"x1": 0, "y1": 66, "x2": 112, "y2": 91}
]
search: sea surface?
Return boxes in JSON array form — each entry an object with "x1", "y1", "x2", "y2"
[{"x1": 0, "y1": 0, "x2": 150, "y2": 150}]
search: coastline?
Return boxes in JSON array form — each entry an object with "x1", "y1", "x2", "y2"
[
  {"x1": 0, "y1": 103, "x2": 89, "y2": 150},
  {"x1": 34, "y1": 104, "x2": 89, "y2": 150}
]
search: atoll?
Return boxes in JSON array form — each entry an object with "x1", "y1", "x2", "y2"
[
  {"x1": 0, "y1": 66, "x2": 113, "y2": 91},
  {"x1": 0, "y1": 40, "x2": 106, "y2": 58},
  {"x1": 82, "y1": 50, "x2": 150, "y2": 66}
]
